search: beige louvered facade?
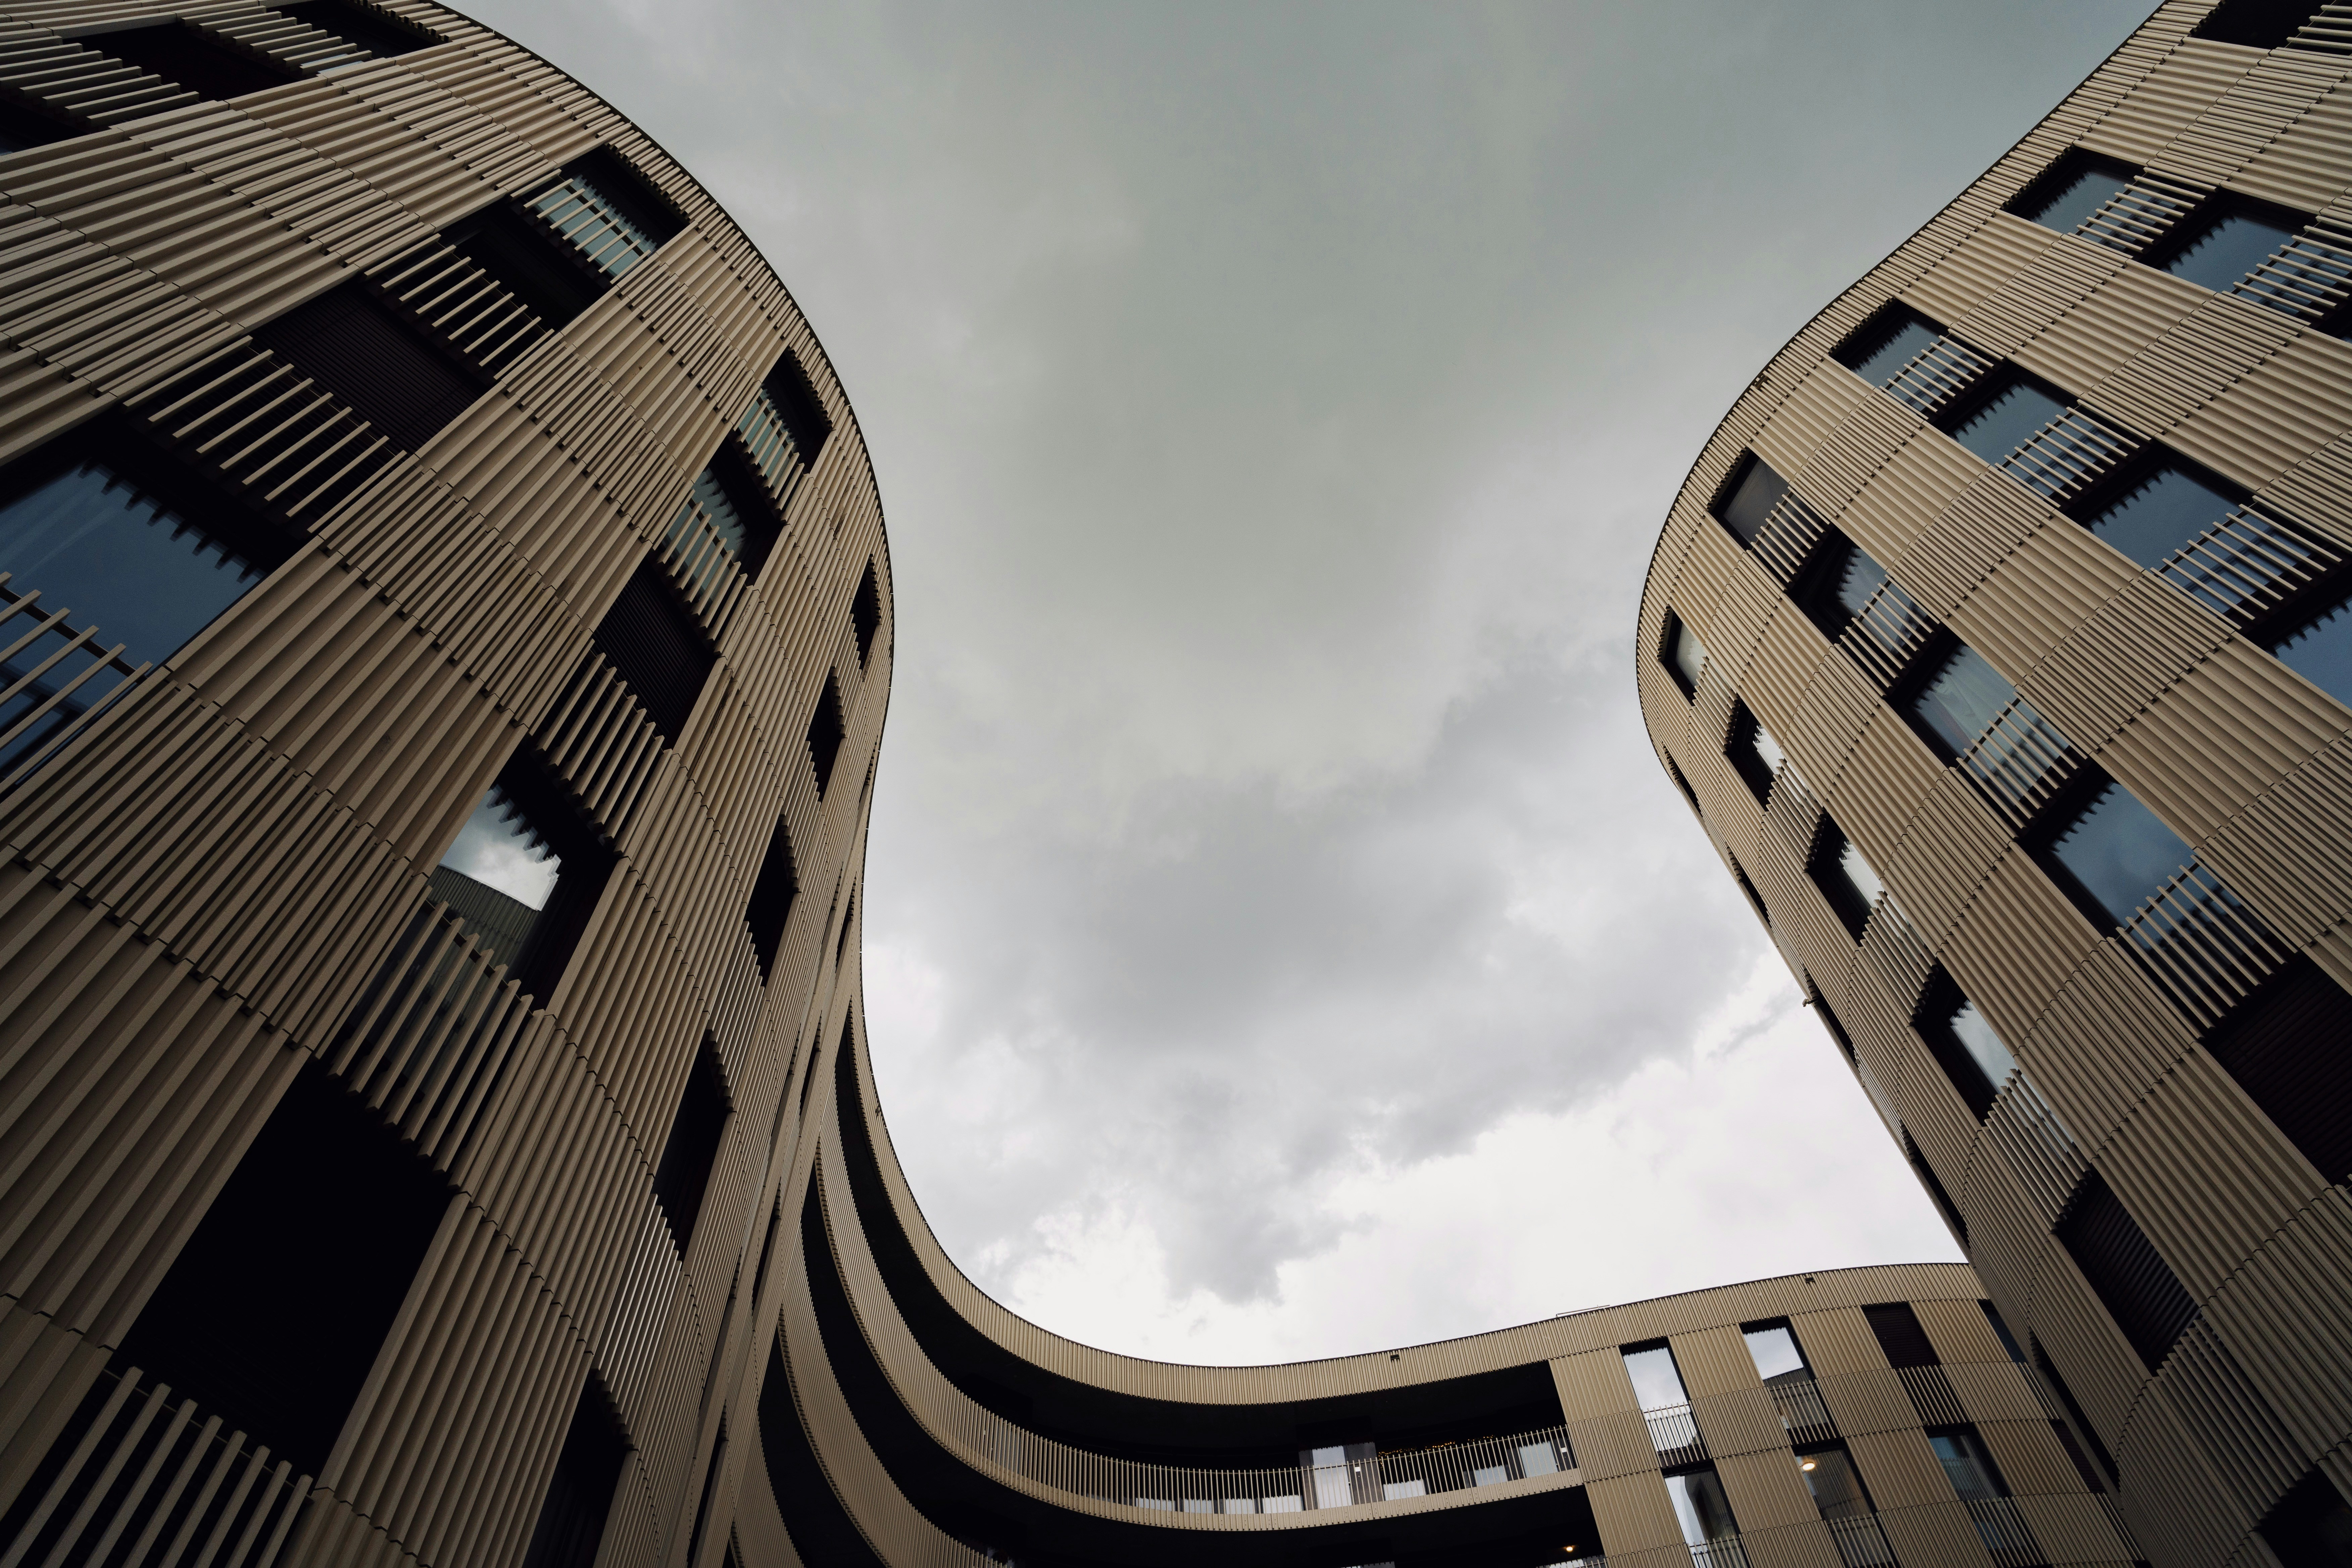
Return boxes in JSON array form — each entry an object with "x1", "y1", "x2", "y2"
[
  {"x1": 1639, "y1": 5, "x2": 2352, "y2": 1568},
  {"x1": 0, "y1": 1, "x2": 2174, "y2": 1567}
]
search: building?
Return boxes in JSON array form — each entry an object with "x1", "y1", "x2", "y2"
[
  {"x1": 1638, "y1": 3, "x2": 2352, "y2": 1567},
  {"x1": 0, "y1": 2, "x2": 2147, "y2": 1567}
]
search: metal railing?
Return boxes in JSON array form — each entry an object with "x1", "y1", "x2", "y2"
[
  {"x1": 2120, "y1": 861, "x2": 2289, "y2": 1030},
  {"x1": 1766, "y1": 1377, "x2": 1836, "y2": 1444},
  {"x1": 1825, "y1": 1513, "x2": 1898, "y2": 1568},
  {"x1": 1882, "y1": 336, "x2": 1993, "y2": 418},
  {"x1": 2156, "y1": 504, "x2": 2339, "y2": 627},
  {"x1": 1688, "y1": 1535, "x2": 1751, "y2": 1568},
  {"x1": 1999, "y1": 407, "x2": 2135, "y2": 502},
  {"x1": 1958, "y1": 694, "x2": 2079, "y2": 828},
  {"x1": 1642, "y1": 1404, "x2": 1704, "y2": 1463},
  {"x1": 931, "y1": 1398, "x2": 1574, "y2": 1518}
]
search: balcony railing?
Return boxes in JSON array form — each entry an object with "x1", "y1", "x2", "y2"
[
  {"x1": 1765, "y1": 1377, "x2": 1836, "y2": 1445},
  {"x1": 1966, "y1": 1497, "x2": 2043, "y2": 1568},
  {"x1": 1688, "y1": 1534, "x2": 1751, "y2": 1568},
  {"x1": 1825, "y1": 1513, "x2": 1898, "y2": 1568},
  {"x1": 1641, "y1": 1404, "x2": 1705, "y2": 1464},
  {"x1": 933, "y1": 1395, "x2": 1577, "y2": 1519}
]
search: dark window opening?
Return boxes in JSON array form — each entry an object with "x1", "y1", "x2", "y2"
[
  {"x1": 758, "y1": 1339, "x2": 888, "y2": 1568},
  {"x1": 430, "y1": 744, "x2": 615, "y2": 994},
  {"x1": 1905, "y1": 1134, "x2": 1968, "y2": 1244},
  {"x1": 521, "y1": 1378, "x2": 629, "y2": 1568},
  {"x1": 1979, "y1": 1301, "x2": 2026, "y2": 1363},
  {"x1": 652, "y1": 1039, "x2": 732, "y2": 1254},
  {"x1": 2030, "y1": 1336, "x2": 2119, "y2": 1487},
  {"x1": 524, "y1": 147, "x2": 685, "y2": 282},
  {"x1": 85, "y1": 20, "x2": 301, "y2": 102},
  {"x1": 1726, "y1": 700, "x2": 1787, "y2": 803},
  {"x1": 0, "y1": 422, "x2": 292, "y2": 772},
  {"x1": 1660, "y1": 610, "x2": 1706, "y2": 698},
  {"x1": 1914, "y1": 969, "x2": 2019, "y2": 1119},
  {"x1": 1662, "y1": 1463, "x2": 1741, "y2": 1547},
  {"x1": 750, "y1": 1197, "x2": 783, "y2": 1304},
  {"x1": 1926, "y1": 1426, "x2": 2010, "y2": 1500},
  {"x1": 2195, "y1": 0, "x2": 2325, "y2": 47},
  {"x1": 2259, "y1": 1469, "x2": 2352, "y2": 1568},
  {"x1": 1939, "y1": 367, "x2": 2071, "y2": 465},
  {"x1": 1811, "y1": 989, "x2": 1857, "y2": 1064},
  {"x1": 2008, "y1": 151, "x2": 2138, "y2": 235},
  {"x1": 273, "y1": 0, "x2": 441, "y2": 58},
  {"x1": 798, "y1": 1044, "x2": 823, "y2": 1121},
  {"x1": 2049, "y1": 1419, "x2": 2108, "y2": 1495},
  {"x1": 2070, "y1": 452, "x2": 2245, "y2": 572},
  {"x1": 1834, "y1": 304, "x2": 1944, "y2": 387},
  {"x1": 1712, "y1": 452, "x2": 1791, "y2": 547},
  {"x1": 743, "y1": 818, "x2": 798, "y2": 984},
  {"x1": 2032, "y1": 765, "x2": 2193, "y2": 930},
  {"x1": 1862, "y1": 1301, "x2": 1940, "y2": 1368},
  {"x1": 2206, "y1": 957, "x2": 2352, "y2": 1182},
  {"x1": 2266, "y1": 582, "x2": 2352, "y2": 710},
  {"x1": 2151, "y1": 195, "x2": 2307, "y2": 295},
  {"x1": 756, "y1": 350, "x2": 833, "y2": 474},
  {"x1": 807, "y1": 674, "x2": 846, "y2": 796},
  {"x1": 2057, "y1": 1168, "x2": 2198, "y2": 1371},
  {"x1": 850, "y1": 559, "x2": 882, "y2": 667},
  {"x1": 253, "y1": 282, "x2": 487, "y2": 452},
  {"x1": 1795, "y1": 1443, "x2": 1874, "y2": 1521},
  {"x1": 444, "y1": 201, "x2": 607, "y2": 331},
  {"x1": 686, "y1": 1421, "x2": 728, "y2": 1568},
  {"x1": 1665, "y1": 753, "x2": 1701, "y2": 814},
  {"x1": 1730, "y1": 858, "x2": 1768, "y2": 924},
  {"x1": 1901, "y1": 638, "x2": 2017, "y2": 763},
  {"x1": 114, "y1": 1061, "x2": 452, "y2": 1476},
  {"x1": 0, "y1": 86, "x2": 91, "y2": 153},
  {"x1": 836, "y1": 888, "x2": 856, "y2": 966},
  {"x1": 1792, "y1": 529, "x2": 1893, "y2": 645},
  {"x1": 1809, "y1": 816, "x2": 1885, "y2": 940},
  {"x1": 593, "y1": 557, "x2": 716, "y2": 743},
  {"x1": 670, "y1": 445, "x2": 784, "y2": 581}
]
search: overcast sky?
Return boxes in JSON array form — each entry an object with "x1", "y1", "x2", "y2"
[{"x1": 468, "y1": 0, "x2": 2151, "y2": 1364}]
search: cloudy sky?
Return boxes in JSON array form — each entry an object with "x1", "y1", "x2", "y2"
[{"x1": 470, "y1": 0, "x2": 2150, "y2": 1364}]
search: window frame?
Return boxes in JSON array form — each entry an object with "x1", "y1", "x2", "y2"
[{"x1": 1659, "y1": 610, "x2": 1706, "y2": 699}]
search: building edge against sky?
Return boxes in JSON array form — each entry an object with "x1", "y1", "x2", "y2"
[
  {"x1": 1638, "y1": 2, "x2": 2352, "y2": 1567},
  {"x1": 0, "y1": 1, "x2": 2265, "y2": 1567}
]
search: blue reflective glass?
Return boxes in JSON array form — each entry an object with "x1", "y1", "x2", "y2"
[
  {"x1": 0, "y1": 460, "x2": 262, "y2": 667},
  {"x1": 1910, "y1": 644, "x2": 2016, "y2": 758},
  {"x1": 2025, "y1": 166, "x2": 2132, "y2": 234},
  {"x1": 2271, "y1": 592, "x2": 2352, "y2": 709},
  {"x1": 2049, "y1": 780, "x2": 2193, "y2": 926},
  {"x1": 1831, "y1": 542, "x2": 1889, "y2": 624},
  {"x1": 1950, "y1": 379, "x2": 2069, "y2": 464},
  {"x1": 2083, "y1": 462, "x2": 2237, "y2": 570},
  {"x1": 1851, "y1": 320, "x2": 1941, "y2": 387},
  {"x1": 2164, "y1": 209, "x2": 2298, "y2": 294},
  {"x1": 1949, "y1": 1000, "x2": 2018, "y2": 1090}
]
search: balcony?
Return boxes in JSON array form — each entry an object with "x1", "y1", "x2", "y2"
[
  {"x1": 1687, "y1": 1534, "x2": 1751, "y2": 1568},
  {"x1": 1765, "y1": 1376, "x2": 1836, "y2": 1446},
  {"x1": 1641, "y1": 1403, "x2": 1706, "y2": 1466}
]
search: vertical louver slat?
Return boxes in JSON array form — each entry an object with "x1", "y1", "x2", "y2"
[
  {"x1": 590, "y1": 561, "x2": 716, "y2": 746},
  {"x1": 2056, "y1": 1170, "x2": 2199, "y2": 1372}
]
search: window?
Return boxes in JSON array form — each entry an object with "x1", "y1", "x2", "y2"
[
  {"x1": 1812, "y1": 989, "x2": 1857, "y2": 1064},
  {"x1": 1731, "y1": 859, "x2": 1768, "y2": 923},
  {"x1": 1793, "y1": 530, "x2": 1893, "y2": 644},
  {"x1": 2194, "y1": 0, "x2": 2326, "y2": 48},
  {"x1": 2074, "y1": 455, "x2": 2242, "y2": 571},
  {"x1": 1665, "y1": 753, "x2": 1701, "y2": 814},
  {"x1": 1861, "y1": 1302, "x2": 1939, "y2": 1368},
  {"x1": 0, "y1": 433, "x2": 288, "y2": 771},
  {"x1": 2030, "y1": 1337, "x2": 2119, "y2": 1487},
  {"x1": 253, "y1": 282, "x2": 486, "y2": 452},
  {"x1": 1834, "y1": 305, "x2": 1943, "y2": 388},
  {"x1": 1712, "y1": 453, "x2": 1790, "y2": 547},
  {"x1": 667, "y1": 449, "x2": 782, "y2": 580},
  {"x1": 2267, "y1": 585, "x2": 2352, "y2": 709},
  {"x1": 1660, "y1": 611, "x2": 1706, "y2": 697},
  {"x1": 525, "y1": 147, "x2": 684, "y2": 281},
  {"x1": 1906, "y1": 1134, "x2": 1968, "y2": 1243},
  {"x1": 272, "y1": 0, "x2": 441, "y2": 59},
  {"x1": 2057, "y1": 1168, "x2": 2197, "y2": 1371},
  {"x1": 686, "y1": 1420, "x2": 728, "y2": 1567},
  {"x1": 850, "y1": 559, "x2": 882, "y2": 667},
  {"x1": 1809, "y1": 817, "x2": 1885, "y2": 939},
  {"x1": 431, "y1": 747, "x2": 615, "y2": 993},
  {"x1": 1926, "y1": 1428, "x2": 2009, "y2": 1501},
  {"x1": 652, "y1": 1039, "x2": 732, "y2": 1253},
  {"x1": 1939, "y1": 368, "x2": 2069, "y2": 465},
  {"x1": 2036, "y1": 767, "x2": 2192, "y2": 928},
  {"x1": 743, "y1": 818, "x2": 799, "y2": 983},
  {"x1": 1726, "y1": 701, "x2": 1786, "y2": 802},
  {"x1": 1622, "y1": 1342, "x2": 1691, "y2": 1410},
  {"x1": 88, "y1": 20, "x2": 302, "y2": 101},
  {"x1": 2154, "y1": 196, "x2": 2304, "y2": 295},
  {"x1": 740, "y1": 350, "x2": 833, "y2": 487},
  {"x1": 114, "y1": 1062, "x2": 453, "y2": 1475},
  {"x1": 1663, "y1": 1466, "x2": 1740, "y2": 1546},
  {"x1": 750, "y1": 1197, "x2": 783, "y2": 1304},
  {"x1": 1795, "y1": 1445, "x2": 1872, "y2": 1521},
  {"x1": 1903, "y1": 641, "x2": 2015, "y2": 762},
  {"x1": 1741, "y1": 1322, "x2": 1810, "y2": 1386},
  {"x1": 521, "y1": 1378, "x2": 629, "y2": 1568},
  {"x1": 444, "y1": 201, "x2": 606, "y2": 331},
  {"x1": 806, "y1": 673, "x2": 847, "y2": 795},
  {"x1": 2259, "y1": 1469, "x2": 2352, "y2": 1568},
  {"x1": 1979, "y1": 1301, "x2": 2026, "y2": 1363},
  {"x1": 2206, "y1": 958, "x2": 2352, "y2": 1182},
  {"x1": 593, "y1": 558, "x2": 716, "y2": 743},
  {"x1": 2009, "y1": 151, "x2": 2137, "y2": 235},
  {"x1": 0, "y1": 91, "x2": 88, "y2": 153},
  {"x1": 1914, "y1": 969, "x2": 2019, "y2": 1118}
]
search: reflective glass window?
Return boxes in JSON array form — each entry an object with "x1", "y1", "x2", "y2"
[
  {"x1": 1622, "y1": 1344, "x2": 1689, "y2": 1411},
  {"x1": 2020, "y1": 163, "x2": 2133, "y2": 234},
  {"x1": 1743, "y1": 1324, "x2": 1808, "y2": 1383},
  {"x1": 1839, "y1": 837, "x2": 1887, "y2": 909},
  {"x1": 2046, "y1": 777, "x2": 2193, "y2": 926},
  {"x1": 1664, "y1": 614, "x2": 1707, "y2": 696},
  {"x1": 2082, "y1": 461, "x2": 2238, "y2": 570},
  {"x1": 2271, "y1": 590, "x2": 2352, "y2": 708},
  {"x1": 1716, "y1": 456, "x2": 1790, "y2": 546},
  {"x1": 1949, "y1": 376, "x2": 2069, "y2": 464},
  {"x1": 1948, "y1": 1000, "x2": 2018, "y2": 1090},
  {"x1": 1664, "y1": 1468, "x2": 1741, "y2": 1545},
  {"x1": 2164, "y1": 207, "x2": 2299, "y2": 294},
  {"x1": 1909, "y1": 643, "x2": 2016, "y2": 759},
  {"x1": 1797, "y1": 1447, "x2": 1872, "y2": 1520},
  {"x1": 1928, "y1": 1430, "x2": 2007, "y2": 1502},
  {"x1": 1848, "y1": 318, "x2": 1941, "y2": 387}
]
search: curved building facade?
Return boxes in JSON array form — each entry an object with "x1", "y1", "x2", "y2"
[
  {"x1": 1639, "y1": 5, "x2": 2352, "y2": 1568},
  {"x1": 0, "y1": 2, "x2": 2127, "y2": 1567}
]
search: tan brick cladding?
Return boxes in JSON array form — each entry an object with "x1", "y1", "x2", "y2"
[{"x1": 1641, "y1": 5, "x2": 2352, "y2": 1567}]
